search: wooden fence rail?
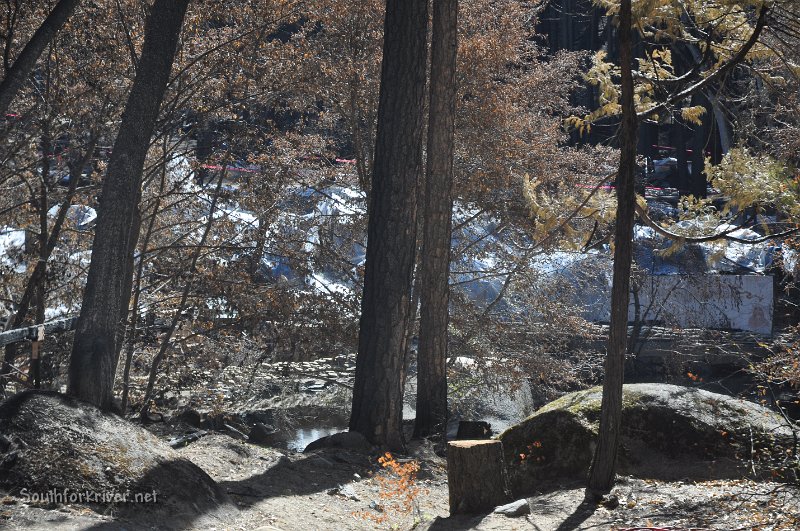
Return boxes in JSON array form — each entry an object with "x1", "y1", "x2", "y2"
[{"x1": 0, "y1": 316, "x2": 78, "y2": 347}]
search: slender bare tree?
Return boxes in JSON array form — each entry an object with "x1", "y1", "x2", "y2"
[{"x1": 0, "y1": 0, "x2": 81, "y2": 117}]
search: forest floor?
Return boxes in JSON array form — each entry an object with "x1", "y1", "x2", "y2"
[
  {"x1": 2, "y1": 357, "x2": 799, "y2": 529},
  {"x1": 2, "y1": 427, "x2": 799, "y2": 530}
]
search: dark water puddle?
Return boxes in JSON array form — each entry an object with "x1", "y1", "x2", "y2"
[
  {"x1": 283, "y1": 425, "x2": 345, "y2": 452},
  {"x1": 242, "y1": 406, "x2": 347, "y2": 452}
]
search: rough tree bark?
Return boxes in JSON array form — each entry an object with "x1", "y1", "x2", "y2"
[
  {"x1": 349, "y1": 0, "x2": 428, "y2": 450},
  {"x1": 414, "y1": 0, "x2": 458, "y2": 439},
  {"x1": 587, "y1": 0, "x2": 637, "y2": 496},
  {"x1": 68, "y1": 0, "x2": 189, "y2": 410},
  {"x1": 0, "y1": 0, "x2": 81, "y2": 117}
]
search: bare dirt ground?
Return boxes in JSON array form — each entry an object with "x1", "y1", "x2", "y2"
[
  {"x1": 2, "y1": 429, "x2": 799, "y2": 530},
  {"x1": 2, "y1": 363, "x2": 798, "y2": 530}
]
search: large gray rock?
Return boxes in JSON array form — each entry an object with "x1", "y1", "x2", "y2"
[
  {"x1": 499, "y1": 384, "x2": 797, "y2": 496},
  {"x1": 303, "y1": 431, "x2": 373, "y2": 454},
  {"x1": 0, "y1": 390, "x2": 234, "y2": 526}
]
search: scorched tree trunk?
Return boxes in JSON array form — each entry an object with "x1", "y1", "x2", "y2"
[
  {"x1": 349, "y1": 0, "x2": 429, "y2": 449},
  {"x1": 68, "y1": 0, "x2": 189, "y2": 410},
  {"x1": 415, "y1": 0, "x2": 458, "y2": 439}
]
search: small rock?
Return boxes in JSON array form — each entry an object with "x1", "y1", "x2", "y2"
[
  {"x1": 176, "y1": 409, "x2": 203, "y2": 428},
  {"x1": 327, "y1": 484, "x2": 360, "y2": 501},
  {"x1": 248, "y1": 423, "x2": 277, "y2": 445},
  {"x1": 493, "y1": 498, "x2": 530, "y2": 517},
  {"x1": 0, "y1": 435, "x2": 12, "y2": 453},
  {"x1": 598, "y1": 494, "x2": 619, "y2": 509},
  {"x1": 340, "y1": 484, "x2": 359, "y2": 501},
  {"x1": 369, "y1": 500, "x2": 384, "y2": 512}
]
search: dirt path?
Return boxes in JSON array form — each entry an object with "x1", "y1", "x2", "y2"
[{"x1": 2, "y1": 431, "x2": 799, "y2": 530}]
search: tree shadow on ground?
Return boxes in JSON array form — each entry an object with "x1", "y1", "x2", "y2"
[
  {"x1": 423, "y1": 483, "x2": 601, "y2": 531},
  {"x1": 426, "y1": 513, "x2": 492, "y2": 530},
  {"x1": 218, "y1": 450, "x2": 373, "y2": 506},
  {"x1": 423, "y1": 499, "x2": 600, "y2": 531},
  {"x1": 552, "y1": 499, "x2": 598, "y2": 531},
  {"x1": 80, "y1": 449, "x2": 374, "y2": 530}
]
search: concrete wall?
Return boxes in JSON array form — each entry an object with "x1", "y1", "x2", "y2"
[{"x1": 580, "y1": 274, "x2": 773, "y2": 335}]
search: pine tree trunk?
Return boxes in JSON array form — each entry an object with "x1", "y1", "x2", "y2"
[
  {"x1": 414, "y1": 0, "x2": 458, "y2": 439},
  {"x1": 68, "y1": 0, "x2": 189, "y2": 410},
  {"x1": 0, "y1": 0, "x2": 81, "y2": 117},
  {"x1": 587, "y1": 0, "x2": 637, "y2": 495},
  {"x1": 349, "y1": 0, "x2": 428, "y2": 450}
]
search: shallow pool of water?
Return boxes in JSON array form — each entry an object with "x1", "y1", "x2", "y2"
[{"x1": 285, "y1": 425, "x2": 345, "y2": 452}]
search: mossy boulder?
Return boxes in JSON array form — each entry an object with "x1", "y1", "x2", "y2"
[
  {"x1": 0, "y1": 390, "x2": 233, "y2": 525},
  {"x1": 499, "y1": 383, "x2": 797, "y2": 496}
]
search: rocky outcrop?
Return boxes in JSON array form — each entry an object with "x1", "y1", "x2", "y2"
[{"x1": 499, "y1": 384, "x2": 798, "y2": 496}]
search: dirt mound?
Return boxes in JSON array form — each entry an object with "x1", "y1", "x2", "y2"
[
  {"x1": 499, "y1": 383, "x2": 798, "y2": 496},
  {"x1": 0, "y1": 390, "x2": 234, "y2": 526}
]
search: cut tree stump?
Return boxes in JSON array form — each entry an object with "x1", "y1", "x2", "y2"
[{"x1": 447, "y1": 439, "x2": 510, "y2": 514}]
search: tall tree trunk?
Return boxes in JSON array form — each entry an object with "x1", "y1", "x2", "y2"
[
  {"x1": 414, "y1": 0, "x2": 458, "y2": 439},
  {"x1": 0, "y1": 0, "x2": 81, "y2": 117},
  {"x1": 587, "y1": 0, "x2": 637, "y2": 496},
  {"x1": 68, "y1": 0, "x2": 189, "y2": 410},
  {"x1": 349, "y1": 0, "x2": 428, "y2": 450}
]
